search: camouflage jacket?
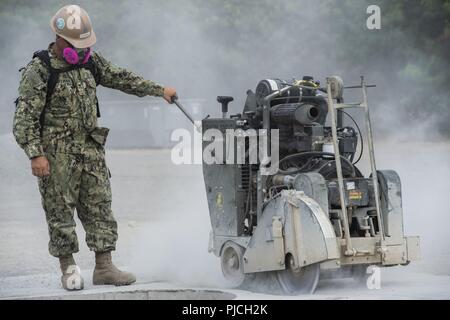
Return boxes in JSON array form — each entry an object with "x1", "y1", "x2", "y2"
[{"x1": 13, "y1": 43, "x2": 165, "y2": 159}]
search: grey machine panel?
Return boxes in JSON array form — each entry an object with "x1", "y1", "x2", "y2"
[
  {"x1": 202, "y1": 118, "x2": 247, "y2": 237},
  {"x1": 378, "y1": 170, "x2": 405, "y2": 245}
]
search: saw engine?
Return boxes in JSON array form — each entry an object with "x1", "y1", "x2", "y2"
[{"x1": 202, "y1": 76, "x2": 420, "y2": 294}]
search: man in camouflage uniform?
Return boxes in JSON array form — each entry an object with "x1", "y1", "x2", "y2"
[{"x1": 13, "y1": 5, "x2": 177, "y2": 290}]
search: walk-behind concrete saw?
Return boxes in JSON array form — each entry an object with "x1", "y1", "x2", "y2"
[{"x1": 198, "y1": 76, "x2": 420, "y2": 294}]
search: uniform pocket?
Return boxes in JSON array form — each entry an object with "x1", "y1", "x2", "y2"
[
  {"x1": 48, "y1": 78, "x2": 73, "y2": 117},
  {"x1": 83, "y1": 72, "x2": 97, "y2": 98},
  {"x1": 89, "y1": 127, "x2": 110, "y2": 146}
]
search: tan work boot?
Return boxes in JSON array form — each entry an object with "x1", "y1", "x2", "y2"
[
  {"x1": 59, "y1": 254, "x2": 84, "y2": 291},
  {"x1": 93, "y1": 251, "x2": 136, "y2": 286}
]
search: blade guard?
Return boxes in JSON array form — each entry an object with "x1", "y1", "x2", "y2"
[{"x1": 243, "y1": 189, "x2": 339, "y2": 273}]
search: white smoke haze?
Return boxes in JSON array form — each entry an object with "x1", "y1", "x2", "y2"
[{"x1": 0, "y1": 0, "x2": 449, "y2": 296}]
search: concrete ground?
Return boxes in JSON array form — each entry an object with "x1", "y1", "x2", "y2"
[{"x1": 1, "y1": 133, "x2": 449, "y2": 299}]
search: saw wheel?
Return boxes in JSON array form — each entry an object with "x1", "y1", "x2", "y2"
[{"x1": 276, "y1": 254, "x2": 320, "y2": 294}]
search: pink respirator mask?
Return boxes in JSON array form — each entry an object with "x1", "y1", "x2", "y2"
[{"x1": 62, "y1": 47, "x2": 91, "y2": 65}]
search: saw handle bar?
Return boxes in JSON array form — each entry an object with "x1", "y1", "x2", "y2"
[{"x1": 170, "y1": 95, "x2": 202, "y2": 131}]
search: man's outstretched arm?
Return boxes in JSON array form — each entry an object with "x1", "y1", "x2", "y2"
[{"x1": 92, "y1": 52, "x2": 176, "y2": 103}]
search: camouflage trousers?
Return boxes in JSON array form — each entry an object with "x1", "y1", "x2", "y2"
[{"x1": 38, "y1": 145, "x2": 118, "y2": 257}]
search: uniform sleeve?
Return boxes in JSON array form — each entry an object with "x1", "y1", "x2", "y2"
[
  {"x1": 13, "y1": 58, "x2": 48, "y2": 159},
  {"x1": 92, "y1": 52, "x2": 165, "y2": 97}
]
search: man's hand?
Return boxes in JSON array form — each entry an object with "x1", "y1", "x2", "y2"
[
  {"x1": 31, "y1": 156, "x2": 50, "y2": 177},
  {"x1": 163, "y1": 87, "x2": 177, "y2": 104}
]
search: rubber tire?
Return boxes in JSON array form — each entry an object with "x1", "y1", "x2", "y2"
[{"x1": 220, "y1": 242, "x2": 246, "y2": 288}]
